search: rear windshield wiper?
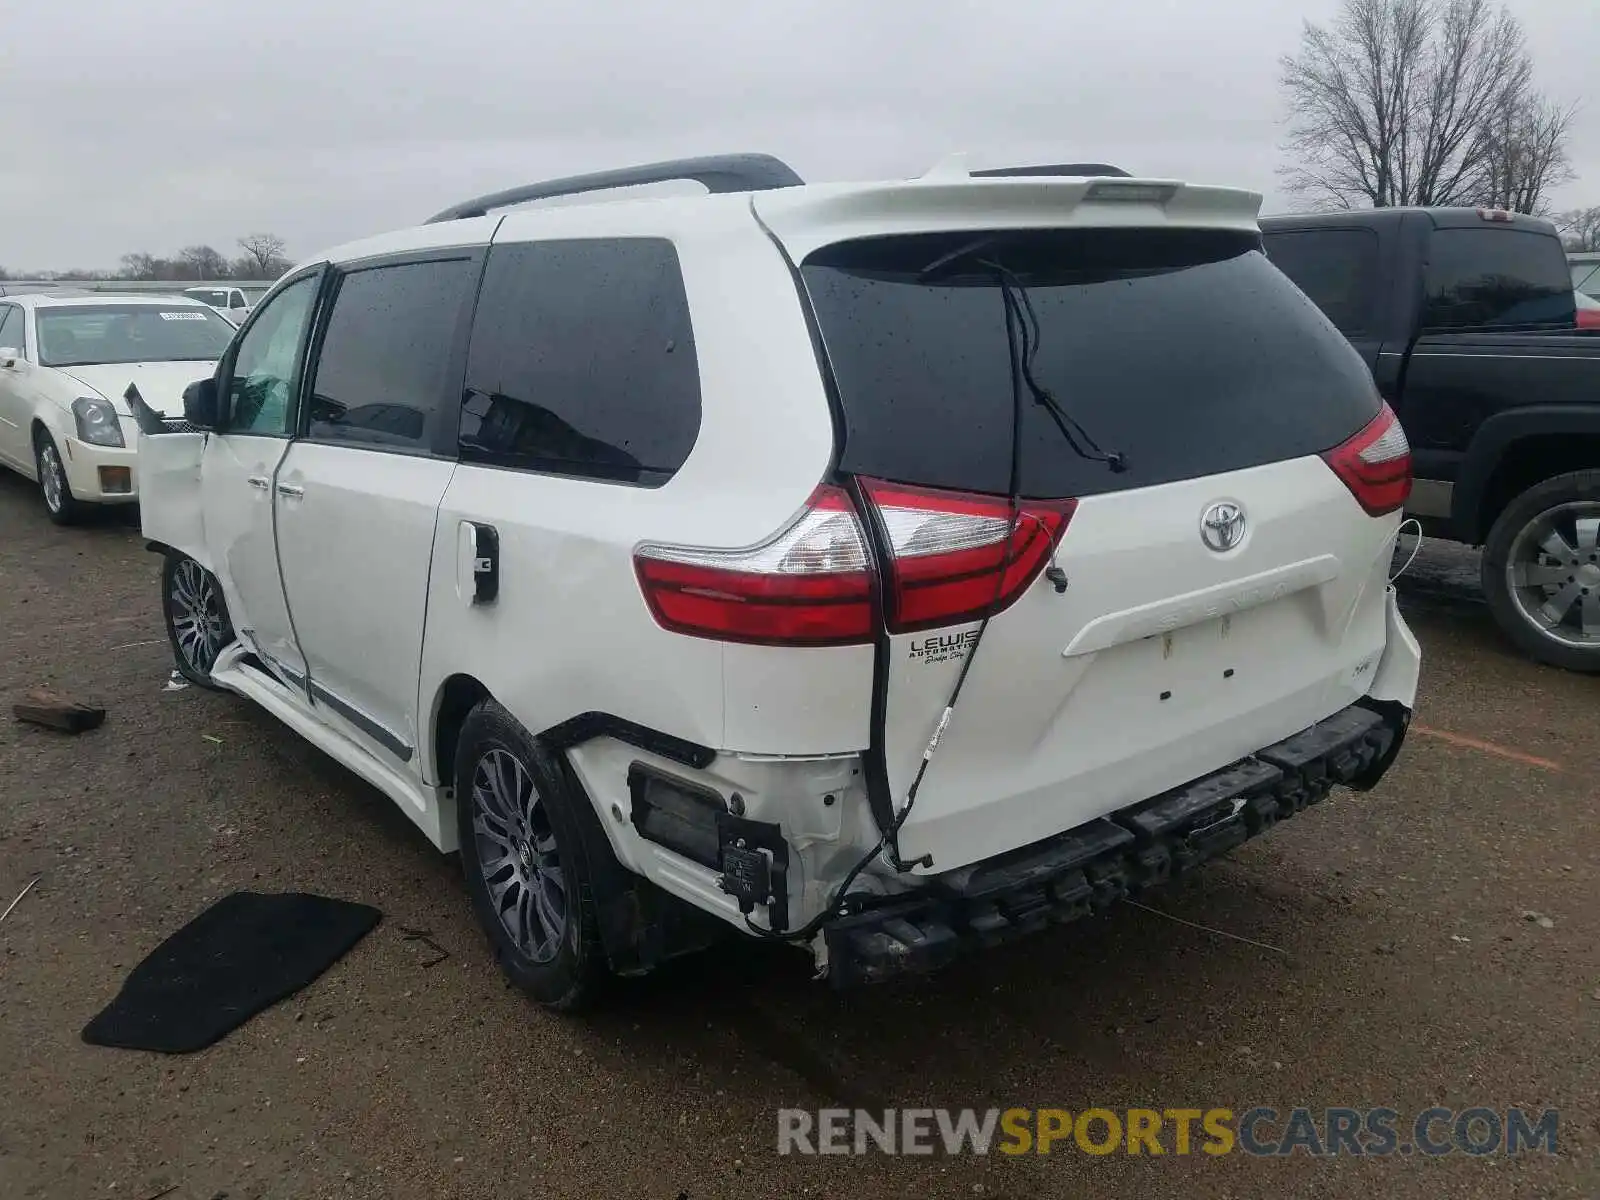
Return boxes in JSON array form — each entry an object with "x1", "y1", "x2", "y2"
[
  {"x1": 982, "y1": 261, "x2": 1128, "y2": 475},
  {"x1": 917, "y1": 240, "x2": 1127, "y2": 475}
]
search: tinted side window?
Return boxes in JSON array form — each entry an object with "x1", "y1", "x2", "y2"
[
  {"x1": 307, "y1": 258, "x2": 475, "y2": 451},
  {"x1": 460, "y1": 239, "x2": 701, "y2": 486},
  {"x1": 1261, "y1": 228, "x2": 1380, "y2": 335},
  {"x1": 1423, "y1": 227, "x2": 1575, "y2": 330}
]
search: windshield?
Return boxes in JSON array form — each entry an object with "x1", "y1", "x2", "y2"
[
  {"x1": 37, "y1": 305, "x2": 236, "y2": 367},
  {"x1": 184, "y1": 288, "x2": 230, "y2": 306},
  {"x1": 801, "y1": 228, "x2": 1380, "y2": 499}
]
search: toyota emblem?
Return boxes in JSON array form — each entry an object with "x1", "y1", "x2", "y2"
[{"x1": 1200, "y1": 501, "x2": 1247, "y2": 552}]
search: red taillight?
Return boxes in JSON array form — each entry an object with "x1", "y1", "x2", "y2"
[
  {"x1": 633, "y1": 485, "x2": 874, "y2": 646},
  {"x1": 859, "y1": 479, "x2": 1076, "y2": 634},
  {"x1": 634, "y1": 480, "x2": 1079, "y2": 645},
  {"x1": 1321, "y1": 403, "x2": 1412, "y2": 517},
  {"x1": 1577, "y1": 306, "x2": 1600, "y2": 330}
]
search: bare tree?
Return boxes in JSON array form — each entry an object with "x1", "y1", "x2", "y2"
[
  {"x1": 1475, "y1": 93, "x2": 1577, "y2": 215},
  {"x1": 1555, "y1": 206, "x2": 1600, "y2": 252},
  {"x1": 119, "y1": 252, "x2": 158, "y2": 280},
  {"x1": 178, "y1": 245, "x2": 230, "y2": 280},
  {"x1": 1279, "y1": 0, "x2": 1568, "y2": 212},
  {"x1": 236, "y1": 232, "x2": 289, "y2": 278}
]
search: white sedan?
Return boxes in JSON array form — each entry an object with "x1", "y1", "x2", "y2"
[{"x1": 0, "y1": 293, "x2": 236, "y2": 523}]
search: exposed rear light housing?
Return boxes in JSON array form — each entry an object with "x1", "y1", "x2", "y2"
[{"x1": 1321, "y1": 402, "x2": 1412, "y2": 517}]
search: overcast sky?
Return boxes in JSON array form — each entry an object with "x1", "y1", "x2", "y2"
[{"x1": 2, "y1": 0, "x2": 1595, "y2": 271}]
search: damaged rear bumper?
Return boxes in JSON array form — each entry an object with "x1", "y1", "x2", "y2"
[{"x1": 824, "y1": 699, "x2": 1409, "y2": 988}]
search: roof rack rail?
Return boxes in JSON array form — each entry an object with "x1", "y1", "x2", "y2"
[
  {"x1": 425, "y1": 153, "x2": 804, "y2": 223},
  {"x1": 971, "y1": 163, "x2": 1132, "y2": 178}
]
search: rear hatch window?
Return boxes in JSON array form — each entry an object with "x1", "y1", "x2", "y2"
[{"x1": 800, "y1": 228, "x2": 1380, "y2": 499}]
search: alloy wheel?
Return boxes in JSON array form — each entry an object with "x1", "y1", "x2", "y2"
[
  {"x1": 38, "y1": 442, "x2": 63, "y2": 513},
  {"x1": 169, "y1": 559, "x2": 226, "y2": 674},
  {"x1": 1504, "y1": 501, "x2": 1600, "y2": 648},
  {"x1": 470, "y1": 747, "x2": 568, "y2": 964}
]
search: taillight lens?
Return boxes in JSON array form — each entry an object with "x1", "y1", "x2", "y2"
[
  {"x1": 633, "y1": 485, "x2": 874, "y2": 646},
  {"x1": 1577, "y1": 306, "x2": 1600, "y2": 330},
  {"x1": 859, "y1": 479, "x2": 1076, "y2": 634},
  {"x1": 634, "y1": 479, "x2": 1079, "y2": 646},
  {"x1": 1321, "y1": 402, "x2": 1412, "y2": 517}
]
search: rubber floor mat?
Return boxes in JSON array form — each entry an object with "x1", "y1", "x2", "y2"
[{"x1": 82, "y1": 891, "x2": 382, "y2": 1053}]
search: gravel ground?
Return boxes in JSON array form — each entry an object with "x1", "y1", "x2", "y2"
[{"x1": 0, "y1": 470, "x2": 1596, "y2": 1200}]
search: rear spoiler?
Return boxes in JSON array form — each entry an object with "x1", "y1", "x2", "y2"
[{"x1": 751, "y1": 169, "x2": 1265, "y2": 261}]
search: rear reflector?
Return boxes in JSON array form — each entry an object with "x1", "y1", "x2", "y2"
[
  {"x1": 1321, "y1": 403, "x2": 1412, "y2": 516},
  {"x1": 860, "y1": 479, "x2": 1076, "y2": 634},
  {"x1": 633, "y1": 485, "x2": 874, "y2": 646}
]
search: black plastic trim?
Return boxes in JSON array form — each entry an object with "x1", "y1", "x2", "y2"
[
  {"x1": 824, "y1": 701, "x2": 1408, "y2": 987},
  {"x1": 552, "y1": 755, "x2": 732, "y2": 975},
  {"x1": 308, "y1": 681, "x2": 413, "y2": 762},
  {"x1": 252, "y1": 642, "x2": 307, "y2": 693},
  {"x1": 541, "y1": 712, "x2": 716, "y2": 770},
  {"x1": 1349, "y1": 697, "x2": 1411, "y2": 790},
  {"x1": 628, "y1": 761, "x2": 727, "y2": 869},
  {"x1": 426, "y1": 154, "x2": 804, "y2": 223},
  {"x1": 427, "y1": 222, "x2": 502, "y2": 460},
  {"x1": 716, "y1": 811, "x2": 791, "y2": 933},
  {"x1": 1454, "y1": 405, "x2": 1600, "y2": 542}
]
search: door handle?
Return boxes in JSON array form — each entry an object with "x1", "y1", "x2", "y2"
[
  {"x1": 459, "y1": 521, "x2": 499, "y2": 605},
  {"x1": 247, "y1": 475, "x2": 269, "y2": 491},
  {"x1": 276, "y1": 483, "x2": 305, "y2": 499}
]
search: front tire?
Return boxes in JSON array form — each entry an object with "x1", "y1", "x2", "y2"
[
  {"x1": 455, "y1": 700, "x2": 607, "y2": 1011},
  {"x1": 1482, "y1": 469, "x2": 1600, "y2": 673},
  {"x1": 33, "y1": 429, "x2": 85, "y2": 526},
  {"x1": 162, "y1": 554, "x2": 235, "y2": 688}
]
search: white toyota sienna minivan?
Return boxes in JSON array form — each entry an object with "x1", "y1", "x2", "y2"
[{"x1": 137, "y1": 154, "x2": 1421, "y2": 1009}]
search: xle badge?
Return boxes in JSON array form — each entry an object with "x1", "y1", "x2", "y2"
[{"x1": 909, "y1": 630, "x2": 979, "y2": 665}]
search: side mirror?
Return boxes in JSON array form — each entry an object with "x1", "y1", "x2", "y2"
[
  {"x1": 0, "y1": 347, "x2": 19, "y2": 369},
  {"x1": 182, "y1": 377, "x2": 222, "y2": 430}
]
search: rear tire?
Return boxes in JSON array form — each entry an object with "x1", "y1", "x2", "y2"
[
  {"x1": 33, "y1": 429, "x2": 86, "y2": 526},
  {"x1": 162, "y1": 554, "x2": 235, "y2": 689},
  {"x1": 455, "y1": 699, "x2": 608, "y2": 1011},
  {"x1": 1481, "y1": 469, "x2": 1600, "y2": 673}
]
